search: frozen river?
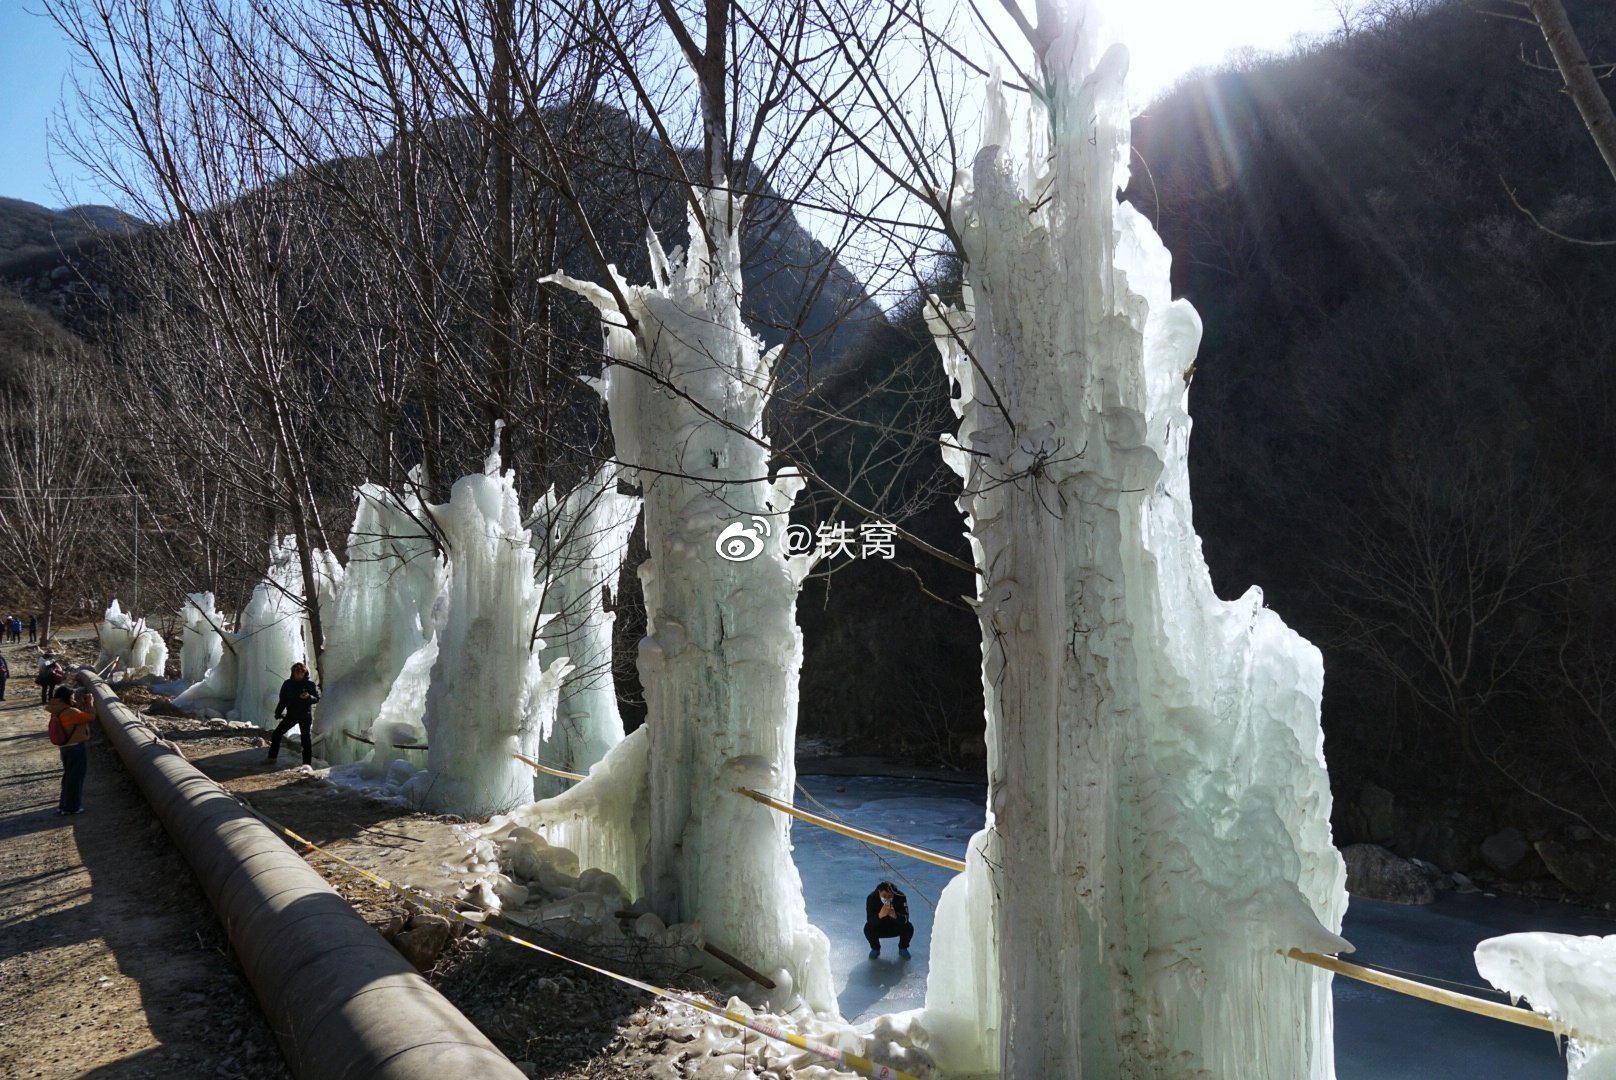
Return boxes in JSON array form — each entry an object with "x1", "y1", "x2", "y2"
[{"x1": 793, "y1": 774, "x2": 1612, "y2": 1078}]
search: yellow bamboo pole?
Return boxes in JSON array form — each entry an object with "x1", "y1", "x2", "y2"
[
  {"x1": 513, "y1": 751, "x2": 586, "y2": 783},
  {"x1": 735, "y1": 786, "x2": 966, "y2": 872},
  {"x1": 1286, "y1": 949, "x2": 1577, "y2": 1038}
]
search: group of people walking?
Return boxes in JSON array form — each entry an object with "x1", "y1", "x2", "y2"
[{"x1": 3, "y1": 614, "x2": 36, "y2": 644}]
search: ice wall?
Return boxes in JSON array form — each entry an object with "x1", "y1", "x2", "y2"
[
  {"x1": 918, "y1": 8, "x2": 1348, "y2": 1075},
  {"x1": 316, "y1": 478, "x2": 443, "y2": 765},
  {"x1": 1477, "y1": 933, "x2": 1616, "y2": 1078},
  {"x1": 231, "y1": 537, "x2": 313, "y2": 729},
  {"x1": 179, "y1": 592, "x2": 226, "y2": 686},
  {"x1": 527, "y1": 464, "x2": 638, "y2": 797},
  {"x1": 399, "y1": 433, "x2": 569, "y2": 817},
  {"x1": 543, "y1": 192, "x2": 833, "y2": 1014}
]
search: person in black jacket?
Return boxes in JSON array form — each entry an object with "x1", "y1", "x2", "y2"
[
  {"x1": 0, "y1": 653, "x2": 9, "y2": 699},
  {"x1": 265, "y1": 662, "x2": 321, "y2": 767},
  {"x1": 864, "y1": 880, "x2": 913, "y2": 959}
]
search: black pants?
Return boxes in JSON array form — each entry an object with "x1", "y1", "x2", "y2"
[
  {"x1": 59, "y1": 743, "x2": 87, "y2": 812},
  {"x1": 39, "y1": 682, "x2": 52, "y2": 705},
  {"x1": 269, "y1": 715, "x2": 312, "y2": 765},
  {"x1": 864, "y1": 917, "x2": 913, "y2": 950},
  {"x1": 0, "y1": 676, "x2": 7, "y2": 699}
]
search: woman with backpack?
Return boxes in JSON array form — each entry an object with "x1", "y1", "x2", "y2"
[
  {"x1": 36, "y1": 658, "x2": 64, "y2": 705},
  {"x1": 48, "y1": 686, "x2": 94, "y2": 814}
]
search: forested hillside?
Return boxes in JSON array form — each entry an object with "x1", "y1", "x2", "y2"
[{"x1": 1126, "y1": 0, "x2": 1616, "y2": 874}]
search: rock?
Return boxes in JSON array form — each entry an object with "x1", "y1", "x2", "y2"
[
  {"x1": 1359, "y1": 782, "x2": 1397, "y2": 843},
  {"x1": 1534, "y1": 840, "x2": 1601, "y2": 896},
  {"x1": 1342, "y1": 843, "x2": 1437, "y2": 904},
  {"x1": 1480, "y1": 828, "x2": 1530, "y2": 873},
  {"x1": 1451, "y1": 871, "x2": 1480, "y2": 894},
  {"x1": 393, "y1": 914, "x2": 453, "y2": 970}
]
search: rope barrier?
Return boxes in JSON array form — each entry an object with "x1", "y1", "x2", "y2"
[
  {"x1": 512, "y1": 751, "x2": 587, "y2": 783},
  {"x1": 1286, "y1": 949, "x2": 1577, "y2": 1039},
  {"x1": 736, "y1": 787, "x2": 966, "y2": 872},
  {"x1": 239, "y1": 800, "x2": 920, "y2": 1080}
]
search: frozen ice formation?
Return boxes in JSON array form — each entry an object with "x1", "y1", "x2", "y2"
[
  {"x1": 97, "y1": 599, "x2": 169, "y2": 680},
  {"x1": 527, "y1": 463, "x2": 638, "y2": 797},
  {"x1": 315, "y1": 477, "x2": 442, "y2": 765},
  {"x1": 1476, "y1": 932, "x2": 1616, "y2": 1078},
  {"x1": 178, "y1": 592, "x2": 226, "y2": 687},
  {"x1": 231, "y1": 537, "x2": 319, "y2": 728},
  {"x1": 917, "y1": 6, "x2": 1348, "y2": 1075},
  {"x1": 533, "y1": 190, "x2": 834, "y2": 1014},
  {"x1": 397, "y1": 431, "x2": 570, "y2": 817}
]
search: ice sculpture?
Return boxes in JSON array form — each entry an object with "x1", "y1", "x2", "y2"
[
  {"x1": 97, "y1": 599, "x2": 139, "y2": 668},
  {"x1": 916, "y1": 6, "x2": 1348, "y2": 1074},
  {"x1": 96, "y1": 599, "x2": 168, "y2": 679},
  {"x1": 178, "y1": 592, "x2": 226, "y2": 686},
  {"x1": 527, "y1": 464, "x2": 638, "y2": 797},
  {"x1": 316, "y1": 478, "x2": 443, "y2": 765},
  {"x1": 532, "y1": 192, "x2": 834, "y2": 1013},
  {"x1": 1477, "y1": 933, "x2": 1616, "y2": 1078},
  {"x1": 230, "y1": 537, "x2": 314, "y2": 728},
  {"x1": 127, "y1": 626, "x2": 169, "y2": 680},
  {"x1": 398, "y1": 432, "x2": 569, "y2": 817}
]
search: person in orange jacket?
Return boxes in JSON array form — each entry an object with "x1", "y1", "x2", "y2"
[{"x1": 48, "y1": 686, "x2": 94, "y2": 814}]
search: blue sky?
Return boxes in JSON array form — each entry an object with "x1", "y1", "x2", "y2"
[
  {"x1": 0, "y1": 0, "x2": 1341, "y2": 211},
  {"x1": 0, "y1": 3, "x2": 103, "y2": 208}
]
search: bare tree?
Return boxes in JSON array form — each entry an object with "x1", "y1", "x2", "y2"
[{"x1": 0, "y1": 351, "x2": 105, "y2": 642}]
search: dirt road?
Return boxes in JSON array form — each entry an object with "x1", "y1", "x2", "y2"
[{"x1": 0, "y1": 639, "x2": 285, "y2": 1079}]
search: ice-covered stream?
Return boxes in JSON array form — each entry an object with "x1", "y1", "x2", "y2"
[{"x1": 793, "y1": 774, "x2": 1611, "y2": 1078}]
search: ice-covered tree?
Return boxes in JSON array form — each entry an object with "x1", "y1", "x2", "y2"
[
  {"x1": 178, "y1": 592, "x2": 227, "y2": 687},
  {"x1": 914, "y1": 4, "x2": 1350, "y2": 1075},
  {"x1": 545, "y1": 187, "x2": 832, "y2": 1011},
  {"x1": 400, "y1": 434, "x2": 570, "y2": 816},
  {"x1": 316, "y1": 478, "x2": 444, "y2": 765},
  {"x1": 527, "y1": 464, "x2": 638, "y2": 797}
]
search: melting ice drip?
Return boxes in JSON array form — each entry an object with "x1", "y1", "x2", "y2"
[
  {"x1": 908, "y1": 5, "x2": 1350, "y2": 1076},
  {"x1": 1477, "y1": 932, "x2": 1616, "y2": 1079}
]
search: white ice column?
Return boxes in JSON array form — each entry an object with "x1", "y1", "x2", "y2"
[
  {"x1": 316, "y1": 477, "x2": 443, "y2": 765},
  {"x1": 920, "y1": 8, "x2": 1348, "y2": 1076},
  {"x1": 232, "y1": 537, "x2": 313, "y2": 729},
  {"x1": 528, "y1": 464, "x2": 638, "y2": 797},
  {"x1": 179, "y1": 592, "x2": 226, "y2": 687},
  {"x1": 401, "y1": 435, "x2": 568, "y2": 817},
  {"x1": 546, "y1": 192, "x2": 833, "y2": 1014}
]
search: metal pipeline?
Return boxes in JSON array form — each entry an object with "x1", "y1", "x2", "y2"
[{"x1": 78, "y1": 671, "x2": 525, "y2": 1080}]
